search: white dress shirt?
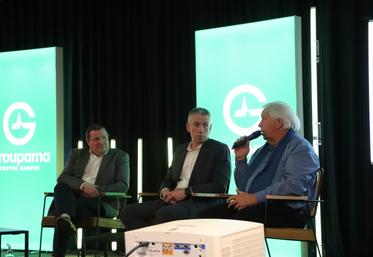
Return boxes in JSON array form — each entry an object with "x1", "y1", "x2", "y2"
[
  {"x1": 176, "y1": 143, "x2": 202, "y2": 189},
  {"x1": 80, "y1": 151, "x2": 105, "y2": 189}
]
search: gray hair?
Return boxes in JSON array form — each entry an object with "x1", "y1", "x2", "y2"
[
  {"x1": 262, "y1": 101, "x2": 300, "y2": 131},
  {"x1": 188, "y1": 107, "x2": 211, "y2": 121}
]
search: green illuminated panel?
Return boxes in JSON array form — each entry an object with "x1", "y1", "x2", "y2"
[
  {"x1": 196, "y1": 16, "x2": 303, "y2": 257},
  {"x1": 0, "y1": 47, "x2": 64, "y2": 251}
]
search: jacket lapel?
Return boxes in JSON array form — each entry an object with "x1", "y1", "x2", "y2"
[
  {"x1": 175, "y1": 145, "x2": 188, "y2": 178},
  {"x1": 77, "y1": 150, "x2": 90, "y2": 177},
  {"x1": 188, "y1": 139, "x2": 209, "y2": 183},
  {"x1": 95, "y1": 150, "x2": 111, "y2": 181}
]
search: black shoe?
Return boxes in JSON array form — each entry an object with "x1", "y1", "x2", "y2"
[{"x1": 56, "y1": 215, "x2": 76, "y2": 234}]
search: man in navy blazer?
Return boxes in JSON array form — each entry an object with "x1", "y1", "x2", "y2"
[
  {"x1": 52, "y1": 124, "x2": 130, "y2": 257},
  {"x1": 119, "y1": 107, "x2": 231, "y2": 230}
]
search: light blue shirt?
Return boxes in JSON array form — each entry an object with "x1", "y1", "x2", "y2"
[{"x1": 235, "y1": 133, "x2": 319, "y2": 209}]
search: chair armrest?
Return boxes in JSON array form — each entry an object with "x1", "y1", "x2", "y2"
[
  {"x1": 44, "y1": 191, "x2": 131, "y2": 198},
  {"x1": 266, "y1": 195, "x2": 308, "y2": 201},
  {"x1": 99, "y1": 192, "x2": 131, "y2": 199},
  {"x1": 191, "y1": 193, "x2": 233, "y2": 199},
  {"x1": 138, "y1": 192, "x2": 234, "y2": 199},
  {"x1": 138, "y1": 192, "x2": 159, "y2": 197},
  {"x1": 266, "y1": 195, "x2": 323, "y2": 204}
]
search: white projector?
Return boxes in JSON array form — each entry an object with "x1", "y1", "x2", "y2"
[{"x1": 125, "y1": 218, "x2": 264, "y2": 257}]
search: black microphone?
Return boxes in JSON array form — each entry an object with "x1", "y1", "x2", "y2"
[{"x1": 231, "y1": 130, "x2": 262, "y2": 149}]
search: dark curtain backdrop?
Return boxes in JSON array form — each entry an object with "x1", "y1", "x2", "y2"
[
  {"x1": 0, "y1": 0, "x2": 372, "y2": 256},
  {"x1": 317, "y1": 0, "x2": 373, "y2": 257}
]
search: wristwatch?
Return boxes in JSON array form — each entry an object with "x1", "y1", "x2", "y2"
[{"x1": 184, "y1": 186, "x2": 193, "y2": 198}]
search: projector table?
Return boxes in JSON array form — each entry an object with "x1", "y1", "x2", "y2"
[{"x1": 0, "y1": 228, "x2": 29, "y2": 257}]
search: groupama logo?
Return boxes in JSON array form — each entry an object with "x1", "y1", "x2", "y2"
[
  {"x1": 223, "y1": 84, "x2": 267, "y2": 136},
  {"x1": 3, "y1": 102, "x2": 36, "y2": 146}
]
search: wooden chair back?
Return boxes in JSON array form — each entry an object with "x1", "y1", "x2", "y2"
[{"x1": 264, "y1": 167, "x2": 324, "y2": 257}]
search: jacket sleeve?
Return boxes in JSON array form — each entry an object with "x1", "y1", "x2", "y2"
[
  {"x1": 189, "y1": 141, "x2": 231, "y2": 194},
  {"x1": 57, "y1": 149, "x2": 86, "y2": 190},
  {"x1": 98, "y1": 150, "x2": 130, "y2": 193}
]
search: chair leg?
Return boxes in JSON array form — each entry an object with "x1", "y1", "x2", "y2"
[
  {"x1": 75, "y1": 230, "x2": 80, "y2": 257},
  {"x1": 104, "y1": 241, "x2": 109, "y2": 257},
  {"x1": 94, "y1": 227, "x2": 101, "y2": 257},
  {"x1": 94, "y1": 236, "x2": 98, "y2": 257},
  {"x1": 38, "y1": 226, "x2": 44, "y2": 257},
  {"x1": 265, "y1": 238, "x2": 272, "y2": 257},
  {"x1": 314, "y1": 236, "x2": 322, "y2": 256},
  {"x1": 309, "y1": 218, "x2": 322, "y2": 257},
  {"x1": 81, "y1": 239, "x2": 86, "y2": 257}
]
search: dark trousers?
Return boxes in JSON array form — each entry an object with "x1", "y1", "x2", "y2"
[
  {"x1": 52, "y1": 182, "x2": 104, "y2": 257},
  {"x1": 198, "y1": 202, "x2": 306, "y2": 228},
  {"x1": 119, "y1": 199, "x2": 219, "y2": 231}
]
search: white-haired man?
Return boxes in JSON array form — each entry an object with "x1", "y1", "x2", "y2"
[{"x1": 199, "y1": 101, "x2": 319, "y2": 228}]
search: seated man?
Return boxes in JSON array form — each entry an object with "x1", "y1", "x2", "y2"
[
  {"x1": 52, "y1": 124, "x2": 130, "y2": 257},
  {"x1": 199, "y1": 101, "x2": 320, "y2": 228},
  {"x1": 119, "y1": 107, "x2": 231, "y2": 230}
]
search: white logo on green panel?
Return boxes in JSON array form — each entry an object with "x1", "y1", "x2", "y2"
[
  {"x1": 1, "y1": 101, "x2": 50, "y2": 170},
  {"x1": 3, "y1": 102, "x2": 36, "y2": 146},
  {"x1": 223, "y1": 84, "x2": 267, "y2": 135}
]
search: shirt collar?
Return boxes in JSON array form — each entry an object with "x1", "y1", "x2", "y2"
[
  {"x1": 89, "y1": 149, "x2": 109, "y2": 158},
  {"x1": 187, "y1": 142, "x2": 203, "y2": 152}
]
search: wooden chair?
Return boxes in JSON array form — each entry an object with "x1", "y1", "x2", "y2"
[
  {"x1": 264, "y1": 167, "x2": 324, "y2": 257},
  {"x1": 190, "y1": 168, "x2": 324, "y2": 257},
  {"x1": 39, "y1": 191, "x2": 131, "y2": 257}
]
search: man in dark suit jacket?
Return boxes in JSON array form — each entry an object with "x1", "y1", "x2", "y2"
[
  {"x1": 119, "y1": 107, "x2": 231, "y2": 230},
  {"x1": 52, "y1": 124, "x2": 130, "y2": 257}
]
